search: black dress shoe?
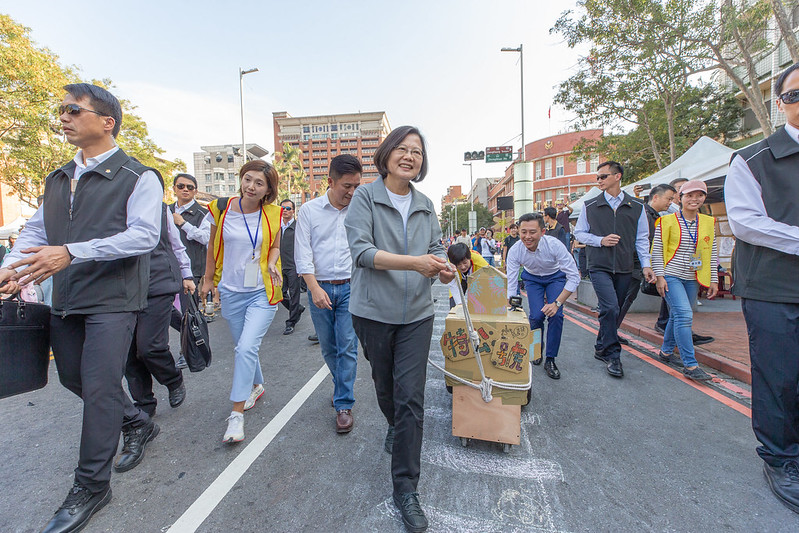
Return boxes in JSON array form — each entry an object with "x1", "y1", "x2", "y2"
[
  {"x1": 692, "y1": 332, "x2": 714, "y2": 345},
  {"x1": 594, "y1": 350, "x2": 610, "y2": 363},
  {"x1": 393, "y1": 491, "x2": 428, "y2": 532},
  {"x1": 606, "y1": 358, "x2": 624, "y2": 378},
  {"x1": 654, "y1": 324, "x2": 666, "y2": 335},
  {"x1": 114, "y1": 419, "x2": 160, "y2": 473},
  {"x1": 169, "y1": 382, "x2": 186, "y2": 408},
  {"x1": 41, "y1": 482, "x2": 111, "y2": 533},
  {"x1": 384, "y1": 425, "x2": 394, "y2": 454},
  {"x1": 283, "y1": 325, "x2": 294, "y2": 335},
  {"x1": 308, "y1": 333, "x2": 319, "y2": 344},
  {"x1": 175, "y1": 355, "x2": 188, "y2": 369},
  {"x1": 544, "y1": 358, "x2": 560, "y2": 379},
  {"x1": 532, "y1": 356, "x2": 543, "y2": 366},
  {"x1": 764, "y1": 461, "x2": 799, "y2": 514}
]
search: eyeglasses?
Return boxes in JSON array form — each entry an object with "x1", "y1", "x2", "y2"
[
  {"x1": 281, "y1": 205, "x2": 294, "y2": 210},
  {"x1": 58, "y1": 103, "x2": 107, "y2": 117},
  {"x1": 596, "y1": 173, "x2": 615, "y2": 180},
  {"x1": 778, "y1": 89, "x2": 799, "y2": 105},
  {"x1": 175, "y1": 183, "x2": 196, "y2": 191},
  {"x1": 394, "y1": 145, "x2": 424, "y2": 159}
]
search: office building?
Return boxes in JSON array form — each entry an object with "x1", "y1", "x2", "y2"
[{"x1": 193, "y1": 143, "x2": 269, "y2": 196}]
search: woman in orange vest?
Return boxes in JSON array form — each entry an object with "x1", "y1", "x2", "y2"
[
  {"x1": 651, "y1": 180, "x2": 718, "y2": 381},
  {"x1": 201, "y1": 160, "x2": 283, "y2": 443}
]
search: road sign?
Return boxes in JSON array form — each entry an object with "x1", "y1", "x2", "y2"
[{"x1": 485, "y1": 146, "x2": 513, "y2": 163}]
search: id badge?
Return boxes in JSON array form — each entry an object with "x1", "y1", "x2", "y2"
[
  {"x1": 243, "y1": 260, "x2": 260, "y2": 288},
  {"x1": 689, "y1": 253, "x2": 702, "y2": 271}
]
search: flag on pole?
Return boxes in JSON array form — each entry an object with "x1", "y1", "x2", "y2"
[{"x1": 548, "y1": 107, "x2": 551, "y2": 119}]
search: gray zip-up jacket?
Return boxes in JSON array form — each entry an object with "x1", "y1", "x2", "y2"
[{"x1": 345, "y1": 177, "x2": 445, "y2": 325}]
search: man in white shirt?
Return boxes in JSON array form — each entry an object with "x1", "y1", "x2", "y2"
[
  {"x1": 506, "y1": 212, "x2": 581, "y2": 379},
  {"x1": 295, "y1": 155, "x2": 362, "y2": 434},
  {"x1": 455, "y1": 228, "x2": 471, "y2": 246},
  {"x1": 0, "y1": 83, "x2": 163, "y2": 533}
]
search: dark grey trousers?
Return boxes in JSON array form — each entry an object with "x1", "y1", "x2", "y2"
[
  {"x1": 281, "y1": 268, "x2": 304, "y2": 327},
  {"x1": 589, "y1": 270, "x2": 631, "y2": 360},
  {"x1": 51, "y1": 312, "x2": 149, "y2": 493},
  {"x1": 352, "y1": 314, "x2": 434, "y2": 496}
]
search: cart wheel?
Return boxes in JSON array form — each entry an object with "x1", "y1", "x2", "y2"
[
  {"x1": 460, "y1": 437, "x2": 469, "y2": 447},
  {"x1": 446, "y1": 385, "x2": 453, "y2": 394},
  {"x1": 502, "y1": 443, "x2": 512, "y2": 454},
  {"x1": 527, "y1": 388, "x2": 532, "y2": 403}
]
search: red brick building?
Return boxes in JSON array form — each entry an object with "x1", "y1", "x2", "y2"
[
  {"x1": 272, "y1": 111, "x2": 390, "y2": 202},
  {"x1": 441, "y1": 185, "x2": 465, "y2": 212}
]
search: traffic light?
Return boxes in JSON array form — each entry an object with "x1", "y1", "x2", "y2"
[{"x1": 464, "y1": 150, "x2": 485, "y2": 161}]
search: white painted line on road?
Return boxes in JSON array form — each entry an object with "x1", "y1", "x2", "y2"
[{"x1": 168, "y1": 364, "x2": 331, "y2": 533}]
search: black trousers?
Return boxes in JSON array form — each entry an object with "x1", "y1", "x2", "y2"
[
  {"x1": 589, "y1": 270, "x2": 631, "y2": 360},
  {"x1": 656, "y1": 298, "x2": 670, "y2": 330},
  {"x1": 743, "y1": 298, "x2": 799, "y2": 466},
  {"x1": 352, "y1": 314, "x2": 434, "y2": 496},
  {"x1": 51, "y1": 312, "x2": 149, "y2": 493},
  {"x1": 281, "y1": 268, "x2": 304, "y2": 327},
  {"x1": 617, "y1": 270, "x2": 642, "y2": 327},
  {"x1": 125, "y1": 293, "x2": 184, "y2": 416}
]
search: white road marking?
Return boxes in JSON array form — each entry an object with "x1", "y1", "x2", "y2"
[
  {"x1": 421, "y1": 441, "x2": 564, "y2": 482},
  {"x1": 168, "y1": 364, "x2": 330, "y2": 532}
]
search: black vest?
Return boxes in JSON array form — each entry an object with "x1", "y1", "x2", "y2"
[
  {"x1": 280, "y1": 219, "x2": 296, "y2": 271},
  {"x1": 148, "y1": 204, "x2": 183, "y2": 297},
  {"x1": 43, "y1": 149, "x2": 161, "y2": 315},
  {"x1": 169, "y1": 201, "x2": 208, "y2": 278},
  {"x1": 584, "y1": 192, "x2": 644, "y2": 274},
  {"x1": 731, "y1": 127, "x2": 799, "y2": 303}
]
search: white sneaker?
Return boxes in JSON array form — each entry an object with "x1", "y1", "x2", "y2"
[
  {"x1": 223, "y1": 412, "x2": 244, "y2": 443},
  {"x1": 243, "y1": 384, "x2": 265, "y2": 411}
]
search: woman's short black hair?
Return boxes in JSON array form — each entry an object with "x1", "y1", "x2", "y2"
[
  {"x1": 447, "y1": 243, "x2": 471, "y2": 264},
  {"x1": 63, "y1": 83, "x2": 123, "y2": 138},
  {"x1": 373, "y1": 125, "x2": 429, "y2": 182}
]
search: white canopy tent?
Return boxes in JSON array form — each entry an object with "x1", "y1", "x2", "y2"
[
  {"x1": 568, "y1": 136, "x2": 735, "y2": 219},
  {"x1": 0, "y1": 216, "x2": 27, "y2": 240}
]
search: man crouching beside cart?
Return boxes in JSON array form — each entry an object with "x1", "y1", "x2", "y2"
[{"x1": 505, "y1": 212, "x2": 581, "y2": 380}]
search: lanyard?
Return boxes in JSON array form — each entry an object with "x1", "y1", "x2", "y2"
[
  {"x1": 679, "y1": 211, "x2": 698, "y2": 251},
  {"x1": 239, "y1": 198, "x2": 261, "y2": 260}
]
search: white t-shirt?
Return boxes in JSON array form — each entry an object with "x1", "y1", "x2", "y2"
[
  {"x1": 209, "y1": 210, "x2": 264, "y2": 292},
  {"x1": 386, "y1": 189, "x2": 412, "y2": 230}
]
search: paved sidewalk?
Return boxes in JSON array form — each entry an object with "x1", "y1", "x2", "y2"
[{"x1": 566, "y1": 294, "x2": 752, "y2": 384}]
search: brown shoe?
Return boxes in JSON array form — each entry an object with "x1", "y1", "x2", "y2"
[{"x1": 336, "y1": 409, "x2": 353, "y2": 433}]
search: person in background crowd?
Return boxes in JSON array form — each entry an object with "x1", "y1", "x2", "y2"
[
  {"x1": 346, "y1": 126, "x2": 455, "y2": 533},
  {"x1": 295, "y1": 154, "x2": 362, "y2": 434},
  {"x1": 556, "y1": 204, "x2": 573, "y2": 242},
  {"x1": 473, "y1": 227, "x2": 486, "y2": 252},
  {"x1": 480, "y1": 228, "x2": 497, "y2": 266},
  {"x1": 574, "y1": 160, "x2": 656, "y2": 379},
  {"x1": 665, "y1": 178, "x2": 687, "y2": 215},
  {"x1": 446, "y1": 242, "x2": 488, "y2": 308},
  {"x1": 543, "y1": 207, "x2": 570, "y2": 251},
  {"x1": 502, "y1": 223, "x2": 520, "y2": 267},
  {"x1": 456, "y1": 228, "x2": 471, "y2": 246},
  {"x1": 201, "y1": 160, "x2": 283, "y2": 444},
  {"x1": 0, "y1": 83, "x2": 162, "y2": 533},
  {"x1": 572, "y1": 237, "x2": 588, "y2": 279},
  {"x1": 726, "y1": 63, "x2": 799, "y2": 514},
  {"x1": 506, "y1": 212, "x2": 581, "y2": 380},
  {"x1": 8, "y1": 232, "x2": 18, "y2": 250},
  {"x1": 279, "y1": 198, "x2": 305, "y2": 335},
  {"x1": 651, "y1": 180, "x2": 718, "y2": 380}
]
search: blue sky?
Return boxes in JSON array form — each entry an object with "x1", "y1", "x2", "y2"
[{"x1": 6, "y1": 0, "x2": 584, "y2": 209}]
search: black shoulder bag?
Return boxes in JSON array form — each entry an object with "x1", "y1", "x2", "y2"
[
  {"x1": 0, "y1": 294, "x2": 51, "y2": 399},
  {"x1": 180, "y1": 293, "x2": 212, "y2": 372}
]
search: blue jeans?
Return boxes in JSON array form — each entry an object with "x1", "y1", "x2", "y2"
[
  {"x1": 308, "y1": 282, "x2": 358, "y2": 410},
  {"x1": 219, "y1": 288, "x2": 278, "y2": 403},
  {"x1": 483, "y1": 255, "x2": 495, "y2": 266},
  {"x1": 660, "y1": 275, "x2": 698, "y2": 368},
  {"x1": 522, "y1": 269, "x2": 567, "y2": 358}
]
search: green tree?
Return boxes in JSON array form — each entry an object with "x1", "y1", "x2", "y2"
[
  {"x1": 439, "y1": 202, "x2": 496, "y2": 237},
  {"x1": 273, "y1": 142, "x2": 309, "y2": 202}
]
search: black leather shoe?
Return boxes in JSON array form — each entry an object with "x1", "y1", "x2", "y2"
[
  {"x1": 654, "y1": 324, "x2": 666, "y2": 335},
  {"x1": 283, "y1": 326, "x2": 294, "y2": 335},
  {"x1": 175, "y1": 355, "x2": 188, "y2": 369},
  {"x1": 544, "y1": 358, "x2": 560, "y2": 379},
  {"x1": 41, "y1": 482, "x2": 111, "y2": 533},
  {"x1": 308, "y1": 333, "x2": 319, "y2": 344},
  {"x1": 764, "y1": 461, "x2": 799, "y2": 514},
  {"x1": 606, "y1": 358, "x2": 624, "y2": 378},
  {"x1": 169, "y1": 382, "x2": 186, "y2": 408},
  {"x1": 114, "y1": 419, "x2": 160, "y2": 473},
  {"x1": 532, "y1": 356, "x2": 543, "y2": 366},
  {"x1": 393, "y1": 491, "x2": 428, "y2": 532},
  {"x1": 692, "y1": 332, "x2": 714, "y2": 345},
  {"x1": 384, "y1": 425, "x2": 394, "y2": 454},
  {"x1": 594, "y1": 350, "x2": 610, "y2": 363}
]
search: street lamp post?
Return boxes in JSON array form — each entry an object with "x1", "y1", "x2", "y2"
[
  {"x1": 239, "y1": 67, "x2": 259, "y2": 190},
  {"x1": 502, "y1": 44, "x2": 531, "y2": 215},
  {"x1": 462, "y1": 163, "x2": 474, "y2": 212},
  {"x1": 501, "y1": 45, "x2": 524, "y2": 162}
]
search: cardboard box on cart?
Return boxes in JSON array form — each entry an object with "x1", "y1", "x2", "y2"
[{"x1": 439, "y1": 267, "x2": 541, "y2": 446}]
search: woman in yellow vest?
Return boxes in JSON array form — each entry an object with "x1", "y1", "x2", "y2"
[
  {"x1": 201, "y1": 160, "x2": 283, "y2": 443},
  {"x1": 651, "y1": 180, "x2": 718, "y2": 382}
]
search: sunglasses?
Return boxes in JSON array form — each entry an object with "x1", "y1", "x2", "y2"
[
  {"x1": 175, "y1": 183, "x2": 196, "y2": 191},
  {"x1": 281, "y1": 205, "x2": 294, "y2": 210},
  {"x1": 778, "y1": 89, "x2": 799, "y2": 105},
  {"x1": 58, "y1": 103, "x2": 107, "y2": 117},
  {"x1": 596, "y1": 173, "x2": 615, "y2": 180}
]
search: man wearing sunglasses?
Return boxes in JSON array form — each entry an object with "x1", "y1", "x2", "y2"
[
  {"x1": 279, "y1": 198, "x2": 305, "y2": 335},
  {"x1": 726, "y1": 63, "x2": 799, "y2": 514},
  {"x1": 0, "y1": 83, "x2": 164, "y2": 532},
  {"x1": 574, "y1": 161, "x2": 656, "y2": 378}
]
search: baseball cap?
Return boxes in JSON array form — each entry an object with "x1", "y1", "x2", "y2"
[{"x1": 679, "y1": 180, "x2": 707, "y2": 195}]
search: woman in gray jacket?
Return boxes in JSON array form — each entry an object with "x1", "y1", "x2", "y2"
[{"x1": 345, "y1": 125, "x2": 455, "y2": 533}]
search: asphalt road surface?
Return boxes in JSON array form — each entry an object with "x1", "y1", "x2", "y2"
[{"x1": 1, "y1": 284, "x2": 794, "y2": 532}]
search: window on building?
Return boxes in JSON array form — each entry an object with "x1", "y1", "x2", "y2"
[
  {"x1": 227, "y1": 155, "x2": 234, "y2": 163},
  {"x1": 535, "y1": 161, "x2": 542, "y2": 179},
  {"x1": 228, "y1": 173, "x2": 235, "y2": 180},
  {"x1": 205, "y1": 174, "x2": 211, "y2": 182},
  {"x1": 205, "y1": 186, "x2": 212, "y2": 193},
  {"x1": 536, "y1": 192, "x2": 542, "y2": 203},
  {"x1": 590, "y1": 154, "x2": 599, "y2": 173},
  {"x1": 545, "y1": 190, "x2": 552, "y2": 202},
  {"x1": 229, "y1": 185, "x2": 235, "y2": 192},
  {"x1": 215, "y1": 172, "x2": 225, "y2": 181},
  {"x1": 545, "y1": 159, "x2": 552, "y2": 178},
  {"x1": 556, "y1": 156, "x2": 564, "y2": 177},
  {"x1": 576, "y1": 157, "x2": 586, "y2": 174}
]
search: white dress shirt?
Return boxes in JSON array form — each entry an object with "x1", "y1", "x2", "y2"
[
  {"x1": 294, "y1": 191, "x2": 352, "y2": 280},
  {"x1": 165, "y1": 209, "x2": 193, "y2": 279},
  {"x1": 573, "y1": 190, "x2": 652, "y2": 268},
  {"x1": 726, "y1": 123, "x2": 799, "y2": 256},
  {"x1": 505, "y1": 236, "x2": 581, "y2": 298},
  {"x1": 176, "y1": 199, "x2": 211, "y2": 246},
  {"x1": 2, "y1": 146, "x2": 163, "y2": 269}
]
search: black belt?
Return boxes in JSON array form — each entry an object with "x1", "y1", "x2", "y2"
[{"x1": 319, "y1": 279, "x2": 350, "y2": 285}]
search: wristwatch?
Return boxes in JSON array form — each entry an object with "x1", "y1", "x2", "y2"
[{"x1": 555, "y1": 300, "x2": 563, "y2": 308}]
